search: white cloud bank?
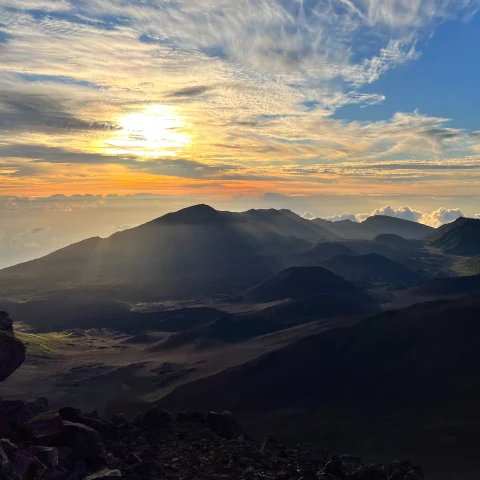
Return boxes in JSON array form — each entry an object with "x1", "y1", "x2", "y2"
[{"x1": 323, "y1": 205, "x2": 465, "y2": 227}]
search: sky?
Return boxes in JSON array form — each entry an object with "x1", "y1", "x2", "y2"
[{"x1": 1, "y1": 0, "x2": 480, "y2": 266}]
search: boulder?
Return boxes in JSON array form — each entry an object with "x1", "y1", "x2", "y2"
[
  {"x1": 55, "y1": 421, "x2": 104, "y2": 460},
  {"x1": 0, "y1": 439, "x2": 47, "y2": 479},
  {"x1": 0, "y1": 398, "x2": 49, "y2": 436},
  {"x1": 0, "y1": 443, "x2": 21, "y2": 480},
  {"x1": 24, "y1": 398, "x2": 49, "y2": 420},
  {"x1": 24, "y1": 411, "x2": 65, "y2": 445},
  {"x1": 84, "y1": 468, "x2": 122, "y2": 479},
  {"x1": 124, "y1": 452, "x2": 141, "y2": 465},
  {"x1": 59, "y1": 407, "x2": 115, "y2": 435},
  {"x1": 0, "y1": 311, "x2": 13, "y2": 333},
  {"x1": 0, "y1": 312, "x2": 26, "y2": 382},
  {"x1": 133, "y1": 406, "x2": 172, "y2": 429},
  {"x1": 28, "y1": 445, "x2": 59, "y2": 468},
  {"x1": 177, "y1": 411, "x2": 206, "y2": 423},
  {"x1": 206, "y1": 411, "x2": 243, "y2": 439}
]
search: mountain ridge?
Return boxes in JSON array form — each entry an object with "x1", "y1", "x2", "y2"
[
  {"x1": 426, "y1": 217, "x2": 480, "y2": 256},
  {"x1": 313, "y1": 214, "x2": 434, "y2": 240},
  {"x1": 0, "y1": 205, "x2": 439, "y2": 302}
]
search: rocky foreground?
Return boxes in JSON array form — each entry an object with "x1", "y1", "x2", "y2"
[
  {"x1": 0, "y1": 402, "x2": 425, "y2": 480},
  {"x1": 0, "y1": 312, "x2": 425, "y2": 480}
]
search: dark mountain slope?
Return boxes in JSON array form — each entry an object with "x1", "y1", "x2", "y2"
[
  {"x1": 163, "y1": 293, "x2": 377, "y2": 347},
  {"x1": 312, "y1": 215, "x2": 433, "y2": 240},
  {"x1": 0, "y1": 295, "x2": 225, "y2": 332},
  {"x1": 297, "y1": 241, "x2": 358, "y2": 265},
  {"x1": 240, "y1": 266, "x2": 369, "y2": 303},
  {"x1": 161, "y1": 296, "x2": 480, "y2": 477},
  {"x1": 416, "y1": 273, "x2": 480, "y2": 296},
  {"x1": 310, "y1": 218, "x2": 365, "y2": 239},
  {"x1": 159, "y1": 266, "x2": 378, "y2": 346},
  {"x1": 374, "y1": 234, "x2": 423, "y2": 250},
  {"x1": 0, "y1": 205, "x2": 332, "y2": 301},
  {"x1": 163, "y1": 297, "x2": 480, "y2": 412},
  {"x1": 241, "y1": 208, "x2": 341, "y2": 242},
  {"x1": 319, "y1": 253, "x2": 422, "y2": 284},
  {"x1": 426, "y1": 217, "x2": 480, "y2": 256},
  {"x1": 456, "y1": 255, "x2": 480, "y2": 275}
]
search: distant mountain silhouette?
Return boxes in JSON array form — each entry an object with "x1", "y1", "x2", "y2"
[
  {"x1": 313, "y1": 215, "x2": 433, "y2": 240},
  {"x1": 427, "y1": 217, "x2": 480, "y2": 256},
  {"x1": 0, "y1": 206, "x2": 340, "y2": 301},
  {"x1": 362, "y1": 215, "x2": 433, "y2": 239},
  {"x1": 319, "y1": 253, "x2": 422, "y2": 284}
]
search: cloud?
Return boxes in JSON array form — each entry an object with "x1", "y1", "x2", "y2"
[
  {"x1": 112, "y1": 224, "x2": 133, "y2": 233},
  {"x1": 323, "y1": 213, "x2": 359, "y2": 222},
  {"x1": 0, "y1": 92, "x2": 118, "y2": 133},
  {"x1": 0, "y1": 0, "x2": 479, "y2": 195},
  {"x1": 301, "y1": 211, "x2": 316, "y2": 220},
  {"x1": 8, "y1": 226, "x2": 51, "y2": 250},
  {"x1": 424, "y1": 207, "x2": 465, "y2": 227},
  {"x1": 322, "y1": 205, "x2": 464, "y2": 227},
  {"x1": 167, "y1": 86, "x2": 211, "y2": 97}
]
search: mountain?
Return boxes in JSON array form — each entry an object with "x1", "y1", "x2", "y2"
[
  {"x1": 0, "y1": 205, "x2": 339, "y2": 301},
  {"x1": 241, "y1": 208, "x2": 341, "y2": 243},
  {"x1": 163, "y1": 297, "x2": 480, "y2": 410},
  {"x1": 239, "y1": 266, "x2": 370, "y2": 303},
  {"x1": 319, "y1": 253, "x2": 422, "y2": 284},
  {"x1": 426, "y1": 217, "x2": 480, "y2": 256},
  {"x1": 374, "y1": 233, "x2": 423, "y2": 250},
  {"x1": 313, "y1": 215, "x2": 434, "y2": 240},
  {"x1": 161, "y1": 296, "x2": 480, "y2": 474},
  {"x1": 312, "y1": 218, "x2": 372, "y2": 240},
  {"x1": 361, "y1": 215, "x2": 433, "y2": 239},
  {"x1": 297, "y1": 241, "x2": 358, "y2": 265},
  {"x1": 157, "y1": 266, "x2": 378, "y2": 346},
  {"x1": 163, "y1": 268, "x2": 378, "y2": 345}
]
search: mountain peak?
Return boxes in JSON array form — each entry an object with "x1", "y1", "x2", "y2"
[
  {"x1": 427, "y1": 215, "x2": 480, "y2": 256},
  {"x1": 363, "y1": 215, "x2": 411, "y2": 225},
  {"x1": 156, "y1": 204, "x2": 225, "y2": 225},
  {"x1": 450, "y1": 216, "x2": 475, "y2": 225}
]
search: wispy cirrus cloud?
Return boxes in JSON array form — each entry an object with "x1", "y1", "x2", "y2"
[{"x1": 0, "y1": 0, "x2": 479, "y2": 195}]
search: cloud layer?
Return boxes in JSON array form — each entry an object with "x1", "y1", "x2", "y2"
[{"x1": 324, "y1": 205, "x2": 465, "y2": 227}]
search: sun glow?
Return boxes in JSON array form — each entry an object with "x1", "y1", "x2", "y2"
[{"x1": 106, "y1": 105, "x2": 192, "y2": 157}]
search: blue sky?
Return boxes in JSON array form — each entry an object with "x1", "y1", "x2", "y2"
[{"x1": 333, "y1": 12, "x2": 480, "y2": 130}]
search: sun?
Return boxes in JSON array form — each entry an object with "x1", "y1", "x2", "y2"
[{"x1": 106, "y1": 105, "x2": 191, "y2": 157}]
